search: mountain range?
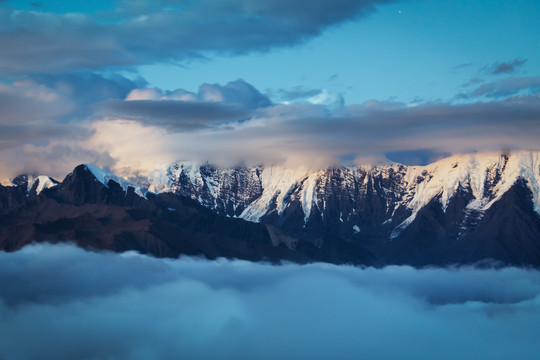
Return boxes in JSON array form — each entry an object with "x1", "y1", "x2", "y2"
[{"x1": 1, "y1": 151, "x2": 540, "y2": 267}]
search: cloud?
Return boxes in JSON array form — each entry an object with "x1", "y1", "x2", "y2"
[
  {"x1": 85, "y1": 89, "x2": 540, "y2": 177},
  {"x1": 470, "y1": 76, "x2": 540, "y2": 98},
  {"x1": 270, "y1": 87, "x2": 324, "y2": 102},
  {"x1": 268, "y1": 87, "x2": 344, "y2": 108},
  {"x1": 0, "y1": 73, "x2": 141, "y2": 179},
  {"x1": 487, "y1": 58, "x2": 527, "y2": 75},
  {"x1": 0, "y1": 0, "x2": 399, "y2": 75},
  {"x1": 101, "y1": 100, "x2": 252, "y2": 131},
  {"x1": 98, "y1": 79, "x2": 270, "y2": 132},
  {"x1": 1, "y1": 76, "x2": 540, "y2": 179},
  {"x1": 452, "y1": 62, "x2": 473, "y2": 70},
  {"x1": 24, "y1": 72, "x2": 146, "y2": 119},
  {"x1": 124, "y1": 80, "x2": 271, "y2": 108},
  {"x1": 0, "y1": 243, "x2": 539, "y2": 360},
  {"x1": 0, "y1": 81, "x2": 74, "y2": 125},
  {"x1": 307, "y1": 89, "x2": 344, "y2": 108}
]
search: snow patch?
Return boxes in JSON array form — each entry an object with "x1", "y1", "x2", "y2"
[
  {"x1": 142, "y1": 151, "x2": 540, "y2": 237},
  {"x1": 84, "y1": 164, "x2": 149, "y2": 199},
  {"x1": 301, "y1": 172, "x2": 318, "y2": 223},
  {"x1": 391, "y1": 151, "x2": 540, "y2": 236},
  {"x1": 26, "y1": 176, "x2": 58, "y2": 195},
  {"x1": 0, "y1": 178, "x2": 14, "y2": 187},
  {"x1": 241, "y1": 166, "x2": 310, "y2": 222}
]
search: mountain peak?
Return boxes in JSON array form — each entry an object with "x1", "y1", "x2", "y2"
[
  {"x1": 141, "y1": 150, "x2": 540, "y2": 245},
  {"x1": 81, "y1": 164, "x2": 149, "y2": 199},
  {"x1": 11, "y1": 174, "x2": 59, "y2": 195}
]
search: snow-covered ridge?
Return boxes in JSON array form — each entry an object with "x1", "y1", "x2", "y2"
[
  {"x1": 26, "y1": 175, "x2": 58, "y2": 195},
  {"x1": 3, "y1": 174, "x2": 59, "y2": 194},
  {"x1": 146, "y1": 151, "x2": 540, "y2": 238},
  {"x1": 84, "y1": 164, "x2": 149, "y2": 198},
  {"x1": 391, "y1": 151, "x2": 540, "y2": 237},
  {"x1": 0, "y1": 179, "x2": 14, "y2": 187}
]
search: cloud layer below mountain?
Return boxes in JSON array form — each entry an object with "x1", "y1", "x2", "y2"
[{"x1": 1, "y1": 243, "x2": 539, "y2": 360}]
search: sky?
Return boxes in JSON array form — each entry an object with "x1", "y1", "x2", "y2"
[
  {"x1": 1, "y1": 243, "x2": 540, "y2": 360},
  {"x1": 0, "y1": 0, "x2": 540, "y2": 180}
]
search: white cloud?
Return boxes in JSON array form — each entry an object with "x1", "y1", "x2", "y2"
[
  {"x1": 125, "y1": 87, "x2": 165, "y2": 101},
  {"x1": 0, "y1": 243, "x2": 539, "y2": 360},
  {"x1": 307, "y1": 89, "x2": 344, "y2": 108}
]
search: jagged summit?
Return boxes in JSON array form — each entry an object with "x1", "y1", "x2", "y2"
[
  {"x1": 82, "y1": 164, "x2": 149, "y2": 199},
  {"x1": 2, "y1": 152, "x2": 540, "y2": 266},
  {"x1": 0, "y1": 152, "x2": 540, "y2": 266},
  {"x1": 136, "y1": 150, "x2": 540, "y2": 265},
  {"x1": 144, "y1": 151, "x2": 540, "y2": 238},
  {"x1": 0, "y1": 163, "x2": 378, "y2": 266},
  {"x1": 11, "y1": 174, "x2": 59, "y2": 195}
]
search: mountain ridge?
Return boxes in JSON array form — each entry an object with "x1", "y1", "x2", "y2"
[
  {"x1": 141, "y1": 151, "x2": 540, "y2": 266},
  {"x1": 1, "y1": 151, "x2": 540, "y2": 266},
  {"x1": 0, "y1": 164, "x2": 378, "y2": 266},
  {"x1": 145, "y1": 151, "x2": 540, "y2": 232}
]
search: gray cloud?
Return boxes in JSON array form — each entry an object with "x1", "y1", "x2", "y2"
[
  {"x1": 0, "y1": 82, "x2": 73, "y2": 125},
  {"x1": 0, "y1": 0, "x2": 398, "y2": 76},
  {"x1": 470, "y1": 76, "x2": 540, "y2": 98},
  {"x1": 24, "y1": 72, "x2": 146, "y2": 119},
  {"x1": 197, "y1": 80, "x2": 272, "y2": 109},
  {"x1": 487, "y1": 58, "x2": 527, "y2": 75},
  {"x1": 80, "y1": 88, "x2": 540, "y2": 176},
  {"x1": 101, "y1": 99, "x2": 252, "y2": 131},
  {"x1": 1, "y1": 243, "x2": 539, "y2": 360},
  {"x1": 0, "y1": 73, "x2": 142, "y2": 179},
  {"x1": 2, "y1": 77, "x2": 540, "y2": 179},
  {"x1": 452, "y1": 62, "x2": 473, "y2": 70},
  {"x1": 99, "y1": 79, "x2": 270, "y2": 131},
  {"x1": 202, "y1": 95, "x2": 540, "y2": 161}
]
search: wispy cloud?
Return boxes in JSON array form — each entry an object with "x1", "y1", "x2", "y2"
[
  {"x1": 486, "y1": 58, "x2": 527, "y2": 75},
  {"x1": 1, "y1": 243, "x2": 539, "y2": 360},
  {"x1": 471, "y1": 76, "x2": 540, "y2": 98},
  {"x1": 459, "y1": 76, "x2": 540, "y2": 99}
]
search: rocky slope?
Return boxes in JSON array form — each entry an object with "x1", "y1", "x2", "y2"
[
  {"x1": 1, "y1": 151, "x2": 540, "y2": 266},
  {"x1": 145, "y1": 151, "x2": 540, "y2": 266},
  {"x1": 0, "y1": 165, "x2": 378, "y2": 266}
]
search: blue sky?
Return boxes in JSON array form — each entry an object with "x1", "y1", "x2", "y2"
[
  {"x1": 140, "y1": 0, "x2": 540, "y2": 104},
  {"x1": 0, "y1": 0, "x2": 539, "y2": 178}
]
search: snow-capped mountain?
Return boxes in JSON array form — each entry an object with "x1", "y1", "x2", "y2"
[
  {"x1": 1, "y1": 152, "x2": 540, "y2": 266},
  {"x1": 12, "y1": 174, "x2": 59, "y2": 195},
  {"x1": 147, "y1": 152, "x2": 538, "y2": 234},
  {"x1": 144, "y1": 151, "x2": 540, "y2": 265},
  {"x1": 0, "y1": 164, "x2": 376, "y2": 265},
  {"x1": 83, "y1": 164, "x2": 149, "y2": 198}
]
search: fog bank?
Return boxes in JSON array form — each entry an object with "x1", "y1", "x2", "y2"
[{"x1": 1, "y1": 244, "x2": 539, "y2": 360}]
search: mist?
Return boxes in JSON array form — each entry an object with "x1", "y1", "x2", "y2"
[{"x1": 1, "y1": 244, "x2": 539, "y2": 360}]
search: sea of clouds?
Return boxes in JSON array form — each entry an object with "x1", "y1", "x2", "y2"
[{"x1": 1, "y1": 243, "x2": 539, "y2": 360}]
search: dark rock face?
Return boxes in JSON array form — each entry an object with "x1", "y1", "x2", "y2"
[
  {"x1": 3, "y1": 151, "x2": 540, "y2": 267},
  {"x1": 0, "y1": 184, "x2": 27, "y2": 215},
  {"x1": 0, "y1": 165, "x2": 379, "y2": 266},
  {"x1": 167, "y1": 163, "x2": 264, "y2": 217},
  {"x1": 156, "y1": 154, "x2": 540, "y2": 266}
]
